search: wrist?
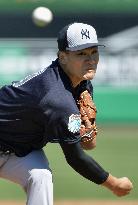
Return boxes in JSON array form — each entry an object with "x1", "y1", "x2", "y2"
[{"x1": 101, "y1": 173, "x2": 118, "y2": 191}]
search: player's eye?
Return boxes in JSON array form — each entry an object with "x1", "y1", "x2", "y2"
[
  {"x1": 77, "y1": 52, "x2": 86, "y2": 56},
  {"x1": 91, "y1": 50, "x2": 98, "y2": 55}
]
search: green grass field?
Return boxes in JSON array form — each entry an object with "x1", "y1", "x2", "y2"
[{"x1": 0, "y1": 125, "x2": 137, "y2": 201}]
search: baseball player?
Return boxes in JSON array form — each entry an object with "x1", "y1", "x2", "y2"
[{"x1": 0, "y1": 22, "x2": 133, "y2": 205}]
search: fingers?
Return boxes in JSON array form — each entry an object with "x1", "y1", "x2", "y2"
[
  {"x1": 81, "y1": 136, "x2": 97, "y2": 150},
  {"x1": 113, "y1": 177, "x2": 133, "y2": 197},
  {"x1": 102, "y1": 174, "x2": 133, "y2": 197}
]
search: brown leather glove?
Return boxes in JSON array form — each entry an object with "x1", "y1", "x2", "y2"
[{"x1": 78, "y1": 90, "x2": 97, "y2": 143}]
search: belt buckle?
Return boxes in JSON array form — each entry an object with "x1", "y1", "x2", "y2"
[{"x1": 0, "y1": 150, "x2": 11, "y2": 156}]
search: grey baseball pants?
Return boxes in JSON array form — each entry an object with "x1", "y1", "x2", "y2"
[{"x1": 0, "y1": 149, "x2": 53, "y2": 205}]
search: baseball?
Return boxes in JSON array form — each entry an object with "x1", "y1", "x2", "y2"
[{"x1": 32, "y1": 7, "x2": 53, "y2": 27}]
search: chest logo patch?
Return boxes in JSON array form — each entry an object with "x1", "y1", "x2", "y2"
[{"x1": 68, "y1": 114, "x2": 81, "y2": 133}]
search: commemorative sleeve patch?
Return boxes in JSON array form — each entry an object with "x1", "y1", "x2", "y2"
[{"x1": 68, "y1": 114, "x2": 81, "y2": 134}]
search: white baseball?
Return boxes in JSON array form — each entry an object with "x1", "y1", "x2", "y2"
[{"x1": 32, "y1": 7, "x2": 53, "y2": 27}]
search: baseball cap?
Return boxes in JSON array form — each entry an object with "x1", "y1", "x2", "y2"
[{"x1": 57, "y1": 22, "x2": 104, "y2": 51}]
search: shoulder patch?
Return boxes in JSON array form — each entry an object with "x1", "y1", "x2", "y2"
[{"x1": 68, "y1": 114, "x2": 81, "y2": 133}]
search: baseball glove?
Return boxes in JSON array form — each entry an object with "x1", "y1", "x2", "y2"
[{"x1": 78, "y1": 90, "x2": 97, "y2": 143}]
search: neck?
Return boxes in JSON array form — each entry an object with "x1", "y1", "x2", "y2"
[{"x1": 70, "y1": 78, "x2": 81, "y2": 88}]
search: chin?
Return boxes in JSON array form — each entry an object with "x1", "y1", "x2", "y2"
[
  {"x1": 83, "y1": 71, "x2": 96, "y2": 80},
  {"x1": 83, "y1": 74, "x2": 95, "y2": 80}
]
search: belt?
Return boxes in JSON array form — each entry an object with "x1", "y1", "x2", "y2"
[
  {"x1": 0, "y1": 144, "x2": 14, "y2": 155},
  {"x1": 0, "y1": 150, "x2": 12, "y2": 155}
]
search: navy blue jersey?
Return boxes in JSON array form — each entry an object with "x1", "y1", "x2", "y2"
[{"x1": 0, "y1": 59, "x2": 93, "y2": 156}]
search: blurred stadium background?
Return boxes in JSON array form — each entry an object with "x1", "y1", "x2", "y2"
[{"x1": 0, "y1": 0, "x2": 138, "y2": 204}]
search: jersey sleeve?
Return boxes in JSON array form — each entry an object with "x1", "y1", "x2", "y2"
[{"x1": 40, "y1": 90, "x2": 81, "y2": 144}]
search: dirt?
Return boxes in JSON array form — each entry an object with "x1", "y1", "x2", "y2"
[{"x1": 0, "y1": 200, "x2": 137, "y2": 205}]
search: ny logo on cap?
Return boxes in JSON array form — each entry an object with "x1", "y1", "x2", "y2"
[{"x1": 81, "y1": 29, "x2": 90, "y2": 40}]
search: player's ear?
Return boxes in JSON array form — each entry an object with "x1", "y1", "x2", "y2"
[{"x1": 58, "y1": 51, "x2": 68, "y2": 65}]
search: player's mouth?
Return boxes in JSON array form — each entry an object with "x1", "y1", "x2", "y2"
[{"x1": 86, "y1": 68, "x2": 96, "y2": 72}]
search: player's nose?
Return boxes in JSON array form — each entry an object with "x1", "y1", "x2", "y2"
[{"x1": 87, "y1": 54, "x2": 99, "y2": 64}]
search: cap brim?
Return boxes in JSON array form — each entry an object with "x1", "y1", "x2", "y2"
[{"x1": 66, "y1": 43, "x2": 105, "y2": 51}]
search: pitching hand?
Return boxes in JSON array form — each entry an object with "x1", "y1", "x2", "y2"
[{"x1": 102, "y1": 174, "x2": 133, "y2": 197}]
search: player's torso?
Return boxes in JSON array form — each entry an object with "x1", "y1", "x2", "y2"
[{"x1": 0, "y1": 59, "x2": 93, "y2": 156}]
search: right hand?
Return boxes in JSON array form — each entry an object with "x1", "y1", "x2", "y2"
[{"x1": 102, "y1": 174, "x2": 133, "y2": 197}]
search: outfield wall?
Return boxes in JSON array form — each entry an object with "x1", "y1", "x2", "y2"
[{"x1": 94, "y1": 87, "x2": 138, "y2": 123}]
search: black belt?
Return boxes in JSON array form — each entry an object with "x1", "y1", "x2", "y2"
[
  {"x1": 0, "y1": 150, "x2": 12, "y2": 155},
  {"x1": 0, "y1": 144, "x2": 14, "y2": 155}
]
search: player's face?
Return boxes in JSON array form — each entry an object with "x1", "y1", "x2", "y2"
[{"x1": 62, "y1": 47, "x2": 99, "y2": 87}]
